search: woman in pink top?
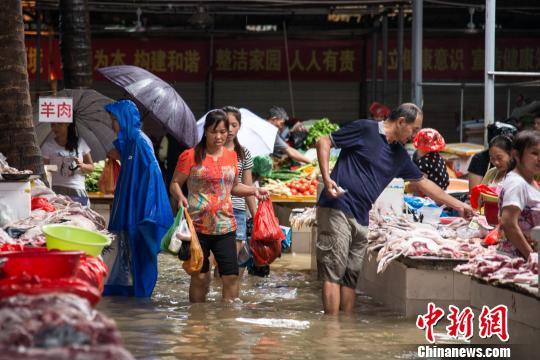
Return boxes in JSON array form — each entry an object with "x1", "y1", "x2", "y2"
[
  {"x1": 498, "y1": 130, "x2": 540, "y2": 258},
  {"x1": 170, "y1": 109, "x2": 268, "y2": 303}
]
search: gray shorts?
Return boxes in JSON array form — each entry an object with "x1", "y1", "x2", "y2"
[{"x1": 316, "y1": 207, "x2": 368, "y2": 289}]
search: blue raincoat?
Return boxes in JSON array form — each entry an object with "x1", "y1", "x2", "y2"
[{"x1": 103, "y1": 100, "x2": 173, "y2": 297}]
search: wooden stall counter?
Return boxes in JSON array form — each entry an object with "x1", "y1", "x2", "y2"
[{"x1": 88, "y1": 192, "x2": 114, "y2": 227}]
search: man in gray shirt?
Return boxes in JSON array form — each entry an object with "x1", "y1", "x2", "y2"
[{"x1": 267, "y1": 106, "x2": 311, "y2": 164}]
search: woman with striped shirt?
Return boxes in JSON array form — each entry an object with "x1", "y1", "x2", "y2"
[{"x1": 223, "y1": 106, "x2": 258, "y2": 275}]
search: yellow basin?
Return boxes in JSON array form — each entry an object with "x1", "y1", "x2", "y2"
[{"x1": 42, "y1": 224, "x2": 111, "y2": 257}]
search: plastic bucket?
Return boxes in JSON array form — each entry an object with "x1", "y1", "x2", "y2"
[
  {"x1": 0, "y1": 248, "x2": 83, "y2": 279},
  {"x1": 483, "y1": 200, "x2": 499, "y2": 225},
  {"x1": 481, "y1": 193, "x2": 499, "y2": 225},
  {"x1": 42, "y1": 224, "x2": 111, "y2": 257}
]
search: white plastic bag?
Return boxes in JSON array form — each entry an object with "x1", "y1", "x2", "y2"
[
  {"x1": 176, "y1": 219, "x2": 192, "y2": 241},
  {"x1": 168, "y1": 233, "x2": 182, "y2": 253},
  {"x1": 168, "y1": 219, "x2": 191, "y2": 253}
]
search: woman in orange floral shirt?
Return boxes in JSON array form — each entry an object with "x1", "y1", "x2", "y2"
[{"x1": 170, "y1": 109, "x2": 268, "y2": 303}]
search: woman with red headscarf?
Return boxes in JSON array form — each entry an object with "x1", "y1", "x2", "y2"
[
  {"x1": 369, "y1": 102, "x2": 391, "y2": 121},
  {"x1": 413, "y1": 128, "x2": 450, "y2": 190}
]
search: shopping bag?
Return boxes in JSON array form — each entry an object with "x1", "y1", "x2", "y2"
[
  {"x1": 31, "y1": 197, "x2": 56, "y2": 212},
  {"x1": 182, "y1": 208, "x2": 204, "y2": 275},
  {"x1": 98, "y1": 158, "x2": 120, "y2": 194},
  {"x1": 483, "y1": 226, "x2": 499, "y2": 246},
  {"x1": 170, "y1": 219, "x2": 191, "y2": 254},
  {"x1": 251, "y1": 238, "x2": 281, "y2": 265},
  {"x1": 160, "y1": 207, "x2": 184, "y2": 254},
  {"x1": 250, "y1": 199, "x2": 284, "y2": 265},
  {"x1": 175, "y1": 219, "x2": 192, "y2": 241},
  {"x1": 251, "y1": 199, "x2": 285, "y2": 243}
]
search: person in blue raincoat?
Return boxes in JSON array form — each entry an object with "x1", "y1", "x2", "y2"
[{"x1": 103, "y1": 100, "x2": 173, "y2": 297}]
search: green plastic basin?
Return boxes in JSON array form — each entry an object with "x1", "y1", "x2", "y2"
[{"x1": 42, "y1": 224, "x2": 111, "y2": 257}]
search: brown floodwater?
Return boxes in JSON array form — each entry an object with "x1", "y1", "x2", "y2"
[{"x1": 98, "y1": 253, "x2": 432, "y2": 359}]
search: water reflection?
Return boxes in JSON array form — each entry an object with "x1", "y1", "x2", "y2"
[{"x1": 98, "y1": 254, "x2": 426, "y2": 359}]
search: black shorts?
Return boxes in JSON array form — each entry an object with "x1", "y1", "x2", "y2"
[{"x1": 198, "y1": 231, "x2": 238, "y2": 276}]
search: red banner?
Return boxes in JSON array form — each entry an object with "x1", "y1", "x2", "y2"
[
  {"x1": 91, "y1": 38, "x2": 208, "y2": 81},
  {"x1": 213, "y1": 39, "x2": 361, "y2": 81},
  {"x1": 368, "y1": 35, "x2": 540, "y2": 81},
  {"x1": 25, "y1": 38, "x2": 62, "y2": 81},
  {"x1": 25, "y1": 36, "x2": 540, "y2": 82}
]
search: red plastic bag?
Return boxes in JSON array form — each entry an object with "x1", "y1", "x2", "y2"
[
  {"x1": 75, "y1": 256, "x2": 108, "y2": 293},
  {"x1": 251, "y1": 199, "x2": 285, "y2": 243},
  {"x1": 0, "y1": 244, "x2": 24, "y2": 252},
  {"x1": 0, "y1": 275, "x2": 102, "y2": 306},
  {"x1": 470, "y1": 184, "x2": 497, "y2": 210},
  {"x1": 251, "y1": 239, "x2": 282, "y2": 265},
  {"x1": 483, "y1": 226, "x2": 499, "y2": 246},
  {"x1": 250, "y1": 199, "x2": 284, "y2": 266},
  {"x1": 31, "y1": 197, "x2": 55, "y2": 212},
  {"x1": 98, "y1": 158, "x2": 120, "y2": 194}
]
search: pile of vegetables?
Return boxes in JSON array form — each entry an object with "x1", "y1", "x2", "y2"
[
  {"x1": 85, "y1": 161, "x2": 104, "y2": 193},
  {"x1": 263, "y1": 177, "x2": 319, "y2": 198},
  {"x1": 286, "y1": 178, "x2": 318, "y2": 197},
  {"x1": 304, "y1": 118, "x2": 339, "y2": 147},
  {"x1": 252, "y1": 155, "x2": 273, "y2": 177},
  {"x1": 263, "y1": 179, "x2": 292, "y2": 197},
  {"x1": 267, "y1": 169, "x2": 301, "y2": 181}
]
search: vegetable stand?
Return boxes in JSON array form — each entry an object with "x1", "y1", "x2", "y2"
[{"x1": 88, "y1": 193, "x2": 114, "y2": 227}]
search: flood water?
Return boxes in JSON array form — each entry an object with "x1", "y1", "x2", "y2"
[{"x1": 98, "y1": 253, "x2": 428, "y2": 359}]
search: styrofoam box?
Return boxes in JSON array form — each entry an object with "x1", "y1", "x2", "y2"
[
  {"x1": 0, "y1": 181, "x2": 31, "y2": 222},
  {"x1": 373, "y1": 178, "x2": 404, "y2": 216}
]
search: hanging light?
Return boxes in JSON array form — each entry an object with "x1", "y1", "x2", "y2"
[
  {"x1": 188, "y1": 6, "x2": 213, "y2": 29},
  {"x1": 134, "y1": 7, "x2": 145, "y2": 32},
  {"x1": 465, "y1": 7, "x2": 478, "y2": 34}
]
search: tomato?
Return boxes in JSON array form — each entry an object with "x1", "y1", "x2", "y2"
[{"x1": 291, "y1": 189, "x2": 298, "y2": 195}]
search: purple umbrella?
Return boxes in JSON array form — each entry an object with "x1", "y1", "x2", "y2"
[{"x1": 98, "y1": 65, "x2": 198, "y2": 148}]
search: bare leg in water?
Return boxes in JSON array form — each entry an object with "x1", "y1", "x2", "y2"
[{"x1": 322, "y1": 281, "x2": 356, "y2": 315}]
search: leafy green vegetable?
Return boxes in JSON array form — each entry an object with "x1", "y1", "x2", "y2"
[
  {"x1": 305, "y1": 118, "x2": 339, "y2": 147},
  {"x1": 253, "y1": 155, "x2": 273, "y2": 177},
  {"x1": 85, "y1": 161, "x2": 105, "y2": 192}
]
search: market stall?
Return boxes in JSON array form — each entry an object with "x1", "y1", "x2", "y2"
[
  {"x1": 459, "y1": 248, "x2": 539, "y2": 346},
  {"x1": 0, "y1": 157, "x2": 134, "y2": 359},
  {"x1": 260, "y1": 164, "x2": 319, "y2": 255},
  {"x1": 440, "y1": 142, "x2": 485, "y2": 177},
  {"x1": 356, "y1": 205, "x2": 538, "y2": 323},
  {"x1": 84, "y1": 159, "x2": 118, "y2": 226}
]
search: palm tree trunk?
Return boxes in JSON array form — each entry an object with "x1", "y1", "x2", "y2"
[
  {"x1": 59, "y1": 0, "x2": 92, "y2": 88},
  {"x1": 0, "y1": 0, "x2": 44, "y2": 176}
]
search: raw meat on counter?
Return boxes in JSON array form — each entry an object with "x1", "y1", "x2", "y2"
[
  {"x1": 0, "y1": 294, "x2": 134, "y2": 359},
  {"x1": 2, "y1": 187, "x2": 108, "y2": 248},
  {"x1": 289, "y1": 208, "x2": 316, "y2": 230},
  {"x1": 455, "y1": 253, "x2": 538, "y2": 288},
  {"x1": 367, "y1": 211, "x2": 492, "y2": 274}
]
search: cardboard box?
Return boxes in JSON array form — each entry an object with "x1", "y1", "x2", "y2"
[{"x1": 292, "y1": 224, "x2": 312, "y2": 254}]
